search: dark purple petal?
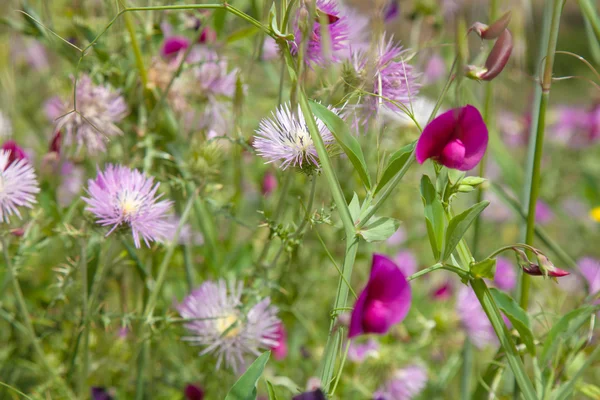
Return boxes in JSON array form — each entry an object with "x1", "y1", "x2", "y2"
[
  {"x1": 349, "y1": 254, "x2": 411, "y2": 338},
  {"x1": 161, "y1": 36, "x2": 190, "y2": 59},
  {"x1": 457, "y1": 105, "x2": 488, "y2": 170},
  {"x1": 522, "y1": 264, "x2": 570, "y2": 278},
  {"x1": 91, "y1": 387, "x2": 113, "y2": 400},
  {"x1": 184, "y1": 384, "x2": 205, "y2": 400},
  {"x1": 383, "y1": 1, "x2": 399, "y2": 22},
  {"x1": 416, "y1": 108, "x2": 460, "y2": 164},
  {"x1": 1, "y1": 140, "x2": 28, "y2": 167},
  {"x1": 270, "y1": 323, "x2": 288, "y2": 360},
  {"x1": 293, "y1": 389, "x2": 327, "y2": 400},
  {"x1": 481, "y1": 30, "x2": 513, "y2": 81}
]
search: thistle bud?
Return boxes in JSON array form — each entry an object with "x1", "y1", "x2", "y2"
[{"x1": 469, "y1": 11, "x2": 512, "y2": 40}]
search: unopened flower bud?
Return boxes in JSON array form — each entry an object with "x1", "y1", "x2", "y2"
[
  {"x1": 461, "y1": 176, "x2": 487, "y2": 187},
  {"x1": 457, "y1": 184, "x2": 475, "y2": 193},
  {"x1": 480, "y1": 30, "x2": 513, "y2": 81},
  {"x1": 469, "y1": 11, "x2": 512, "y2": 40}
]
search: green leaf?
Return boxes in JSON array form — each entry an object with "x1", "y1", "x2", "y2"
[
  {"x1": 440, "y1": 201, "x2": 489, "y2": 262},
  {"x1": 470, "y1": 258, "x2": 496, "y2": 279},
  {"x1": 266, "y1": 381, "x2": 279, "y2": 400},
  {"x1": 359, "y1": 217, "x2": 400, "y2": 242},
  {"x1": 489, "y1": 288, "x2": 536, "y2": 355},
  {"x1": 375, "y1": 142, "x2": 415, "y2": 196},
  {"x1": 420, "y1": 175, "x2": 445, "y2": 260},
  {"x1": 309, "y1": 101, "x2": 372, "y2": 190},
  {"x1": 540, "y1": 305, "x2": 600, "y2": 366},
  {"x1": 225, "y1": 351, "x2": 271, "y2": 400},
  {"x1": 348, "y1": 193, "x2": 360, "y2": 222},
  {"x1": 226, "y1": 26, "x2": 260, "y2": 43}
]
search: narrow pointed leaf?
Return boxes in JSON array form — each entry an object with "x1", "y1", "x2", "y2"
[
  {"x1": 266, "y1": 381, "x2": 279, "y2": 400},
  {"x1": 375, "y1": 142, "x2": 415, "y2": 196},
  {"x1": 309, "y1": 101, "x2": 372, "y2": 189},
  {"x1": 441, "y1": 201, "x2": 489, "y2": 261},
  {"x1": 225, "y1": 351, "x2": 271, "y2": 400},
  {"x1": 489, "y1": 288, "x2": 535, "y2": 355}
]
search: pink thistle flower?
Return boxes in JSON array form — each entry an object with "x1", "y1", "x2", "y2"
[
  {"x1": 177, "y1": 279, "x2": 280, "y2": 373},
  {"x1": 351, "y1": 36, "x2": 420, "y2": 125},
  {"x1": 55, "y1": 75, "x2": 128, "y2": 154},
  {"x1": 416, "y1": 105, "x2": 488, "y2": 171},
  {"x1": 456, "y1": 286, "x2": 497, "y2": 348},
  {"x1": 293, "y1": 0, "x2": 349, "y2": 67},
  {"x1": 0, "y1": 150, "x2": 40, "y2": 223},
  {"x1": 374, "y1": 365, "x2": 428, "y2": 400},
  {"x1": 493, "y1": 256, "x2": 516, "y2": 292},
  {"x1": 349, "y1": 254, "x2": 412, "y2": 338},
  {"x1": 535, "y1": 201, "x2": 554, "y2": 225},
  {"x1": 82, "y1": 165, "x2": 174, "y2": 248},
  {"x1": 253, "y1": 103, "x2": 336, "y2": 171},
  {"x1": 270, "y1": 323, "x2": 288, "y2": 360}
]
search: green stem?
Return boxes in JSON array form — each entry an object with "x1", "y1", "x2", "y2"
[
  {"x1": 291, "y1": 176, "x2": 317, "y2": 237},
  {"x1": 460, "y1": 339, "x2": 473, "y2": 400},
  {"x1": 471, "y1": 279, "x2": 538, "y2": 400},
  {"x1": 1, "y1": 238, "x2": 75, "y2": 399},
  {"x1": 78, "y1": 239, "x2": 88, "y2": 398},
  {"x1": 519, "y1": 0, "x2": 564, "y2": 311},
  {"x1": 123, "y1": 11, "x2": 149, "y2": 101}
]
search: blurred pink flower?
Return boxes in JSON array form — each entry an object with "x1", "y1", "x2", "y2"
[
  {"x1": 423, "y1": 53, "x2": 446, "y2": 84},
  {"x1": 535, "y1": 201, "x2": 554, "y2": 225},
  {"x1": 270, "y1": 323, "x2": 288, "y2": 360},
  {"x1": 386, "y1": 227, "x2": 407, "y2": 246},
  {"x1": 456, "y1": 286, "x2": 497, "y2": 348},
  {"x1": 493, "y1": 256, "x2": 516, "y2": 291},
  {"x1": 579, "y1": 257, "x2": 600, "y2": 295},
  {"x1": 347, "y1": 338, "x2": 379, "y2": 363},
  {"x1": 549, "y1": 105, "x2": 600, "y2": 147},
  {"x1": 394, "y1": 250, "x2": 418, "y2": 277},
  {"x1": 374, "y1": 364, "x2": 428, "y2": 400}
]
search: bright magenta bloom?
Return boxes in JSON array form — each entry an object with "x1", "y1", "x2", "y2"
[
  {"x1": 416, "y1": 105, "x2": 488, "y2": 171},
  {"x1": 349, "y1": 254, "x2": 411, "y2": 338}
]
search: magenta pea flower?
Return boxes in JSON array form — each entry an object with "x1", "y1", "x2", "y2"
[
  {"x1": 416, "y1": 105, "x2": 488, "y2": 171},
  {"x1": 349, "y1": 254, "x2": 411, "y2": 338}
]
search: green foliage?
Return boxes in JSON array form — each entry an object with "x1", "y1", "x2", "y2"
[{"x1": 225, "y1": 352, "x2": 271, "y2": 400}]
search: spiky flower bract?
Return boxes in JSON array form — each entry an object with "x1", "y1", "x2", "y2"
[
  {"x1": 55, "y1": 75, "x2": 127, "y2": 154},
  {"x1": 177, "y1": 279, "x2": 280, "y2": 373},
  {"x1": 253, "y1": 103, "x2": 336, "y2": 172},
  {"x1": 83, "y1": 164, "x2": 174, "y2": 248},
  {"x1": 0, "y1": 150, "x2": 39, "y2": 223}
]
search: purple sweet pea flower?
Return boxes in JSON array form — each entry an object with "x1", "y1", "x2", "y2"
[
  {"x1": 184, "y1": 384, "x2": 205, "y2": 400},
  {"x1": 349, "y1": 254, "x2": 411, "y2": 338},
  {"x1": 1, "y1": 140, "x2": 28, "y2": 166},
  {"x1": 416, "y1": 105, "x2": 488, "y2": 171},
  {"x1": 161, "y1": 36, "x2": 190, "y2": 59},
  {"x1": 293, "y1": 389, "x2": 326, "y2": 400}
]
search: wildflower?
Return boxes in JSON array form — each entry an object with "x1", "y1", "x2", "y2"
[
  {"x1": 347, "y1": 338, "x2": 379, "y2": 363},
  {"x1": 293, "y1": 389, "x2": 327, "y2": 400},
  {"x1": 160, "y1": 35, "x2": 190, "y2": 60},
  {"x1": 535, "y1": 201, "x2": 554, "y2": 225},
  {"x1": 349, "y1": 254, "x2": 412, "y2": 338},
  {"x1": 431, "y1": 281, "x2": 453, "y2": 300},
  {"x1": 373, "y1": 365, "x2": 428, "y2": 400},
  {"x1": 350, "y1": 36, "x2": 420, "y2": 125},
  {"x1": 591, "y1": 206, "x2": 600, "y2": 223},
  {"x1": 177, "y1": 280, "x2": 280, "y2": 373},
  {"x1": 493, "y1": 256, "x2": 516, "y2": 291},
  {"x1": 58, "y1": 161, "x2": 84, "y2": 208},
  {"x1": 0, "y1": 150, "x2": 39, "y2": 223},
  {"x1": 423, "y1": 53, "x2": 446, "y2": 84},
  {"x1": 261, "y1": 171, "x2": 278, "y2": 197},
  {"x1": 184, "y1": 384, "x2": 205, "y2": 400},
  {"x1": 394, "y1": 250, "x2": 418, "y2": 277},
  {"x1": 416, "y1": 105, "x2": 488, "y2": 171},
  {"x1": 383, "y1": 1, "x2": 399, "y2": 22},
  {"x1": 549, "y1": 104, "x2": 600, "y2": 147},
  {"x1": 1, "y1": 141, "x2": 28, "y2": 165},
  {"x1": 579, "y1": 257, "x2": 600, "y2": 295},
  {"x1": 514, "y1": 249, "x2": 569, "y2": 278},
  {"x1": 55, "y1": 75, "x2": 127, "y2": 154},
  {"x1": 270, "y1": 323, "x2": 288, "y2": 360},
  {"x1": 82, "y1": 165, "x2": 174, "y2": 248},
  {"x1": 456, "y1": 286, "x2": 497, "y2": 348},
  {"x1": 293, "y1": 0, "x2": 349, "y2": 67},
  {"x1": 253, "y1": 103, "x2": 336, "y2": 172}
]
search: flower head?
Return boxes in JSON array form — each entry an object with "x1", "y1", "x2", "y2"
[
  {"x1": 374, "y1": 365, "x2": 428, "y2": 400},
  {"x1": 253, "y1": 103, "x2": 336, "y2": 171},
  {"x1": 160, "y1": 35, "x2": 190, "y2": 60},
  {"x1": 0, "y1": 150, "x2": 39, "y2": 223},
  {"x1": 349, "y1": 254, "x2": 412, "y2": 338},
  {"x1": 83, "y1": 165, "x2": 174, "y2": 248},
  {"x1": 578, "y1": 257, "x2": 600, "y2": 295},
  {"x1": 177, "y1": 279, "x2": 280, "y2": 373},
  {"x1": 347, "y1": 338, "x2": 379, "y2": 363},
  {"x1": 350, "y1": 36, "x2": 419, "y2": 126},
  {"x1": 416, "y1": 105, "x2": 488, "y2": 171},
  {"x1": 55, "y1": 75, "x2": 127, "y2": 154},
  {"x1": 270, "y1": 323, "x2": 288, "y2": 360},
  {"x1": 293, "y1": 0, "x2": 349, "y2": 67},
  {"x1": 493, "y1": 256, "x2": 516, "y2": 291}
]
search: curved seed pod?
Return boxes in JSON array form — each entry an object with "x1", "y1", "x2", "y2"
[
  {"x1": 480, "y1": 29, "x2": 513, "y2": 81},
  {"x1": 468, "y1": 11, "x2": 512, "y2": 40}
]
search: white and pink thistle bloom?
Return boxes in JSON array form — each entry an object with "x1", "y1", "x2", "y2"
[
  {"x1": 177, "y1": 279, "x2": 280, "y2": 373},
  {"x1": 83, "y1": 164, "x2": 174, "y2": 248},
  {"x1": 0, "y1": 149, "x2": 40, "y2": 223},
  {"x1": 54, "y1": 75, "x2": 128, "y2": 154},
  {"x1": 253, "y1": 103, "x2": 336, "y2": 171}
]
